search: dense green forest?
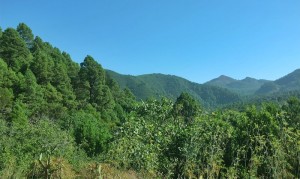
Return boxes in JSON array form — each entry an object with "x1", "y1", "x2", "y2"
[
  {"x1": 205, "y1": 75, "x2": 270, "y2": 95},
  {"x1": 205, "y1": 69, "x2": 300, "y2": 96},
  {"x1": 107, "y1": 68, "x2": 300, "y2": 109},
  {"x1": 0, "y1": 23, "x2": 299, "y2": 178},
  {"x1": 106, "y1": 70, "x2": 240, "y2": 108}
]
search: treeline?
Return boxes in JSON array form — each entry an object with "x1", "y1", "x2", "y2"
[
  {"x1": 0, "y1": 23, "x2": 136, "y2": 177},
  {"x1": 0, "y1": 23, "x2": 299, "y2": 178}
]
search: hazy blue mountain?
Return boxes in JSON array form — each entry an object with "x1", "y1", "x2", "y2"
[
  {"x1": 106, "y1": 70, "x2": 240, "y2": 108},
  {"x1": 205, "y1": 75, "x2": 269, "y2": 95}
]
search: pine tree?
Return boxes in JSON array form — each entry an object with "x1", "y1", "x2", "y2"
[
  {"x1": 61, "y1": 52, "x2": 80, "y2": 86},
  {"x1": 76, "y1": 55, "x2": 108, "y2": 108},
  {"x1": 0, "y1": 87, "x2": 13, "y2": 118},
  {"x1": 10, "y1": 99, "x2": 28, "y2": 125},
  {"x1": 31, "y1": 49, "x2": 54, "y2": 84},
  {"x1": 0, "y1": 28, "x2": 32, "y2": 72},
  {"x1": 18, "y1": 69, "x2": 45, "y2": 118},
  {"x1": 0, "y1": 58, "x2": 17, "y2": 89},
  {"x1": 17, "y1": 23, "x2": 34, "y2": 49}
]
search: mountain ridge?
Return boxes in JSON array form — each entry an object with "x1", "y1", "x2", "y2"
[
  {"x1": 107, "y1": 68, "x2": 300, "y2": 105},
  {"x1": 205, "y1": 75, "x2": 270, "y2": 95},
  {"x1": 256, "y1": 69, "x2": 300, "y2": 94},
  {"x1": 106, "y1": 70, "x2": 240, "y2": 108}
]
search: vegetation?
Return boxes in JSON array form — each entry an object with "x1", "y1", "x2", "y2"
[
  {"x1": 206, "y1": 69, "x2": 300, "y2": 96},
  {"x1": 0, "y1": 23, "x2": 300, "y2": 178},
  {"x1": 206, "y1": 75, "x2": 270, "y2": 95},
  {"x1": 106, "y1": 70, "x2": 240, "y2": 108}
]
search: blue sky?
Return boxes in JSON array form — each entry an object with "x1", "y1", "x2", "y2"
[{"x1": 1, "y1": 0, "x2": 300, "y2": 83}]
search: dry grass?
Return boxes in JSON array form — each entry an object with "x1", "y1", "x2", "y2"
[{"x1": 77, "y1": 163, "x2": 137, "y2": 179}]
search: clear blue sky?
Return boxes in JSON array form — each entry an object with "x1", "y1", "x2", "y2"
[{"x1": 1, "y1": 0, "x2": 300, "y2": 83}]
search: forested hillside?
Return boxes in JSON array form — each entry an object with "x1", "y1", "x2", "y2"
[
  {"x1": 0, "y1": 23, "x2": 300, "y2": 178},
  {"x1": 256, "y1": 69, "x2": 300, "y2": 94},
  {"x1": 106, "y1": 70, "x2": 240, "y2": 108},
  {"x1": 0, "y1": 23, "x2": 136, "y2": 177},
  {"x1": 206, "y1": 69, "x2": 300, "y2": 96},
  {"x1": 205, "y1": 75, "x2": 269, "y2": 95}
]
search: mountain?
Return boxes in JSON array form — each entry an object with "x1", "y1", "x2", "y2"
[
  {"x1": 206, "y1": 75, "x2": 237, "y2": 86},
  {"x1": 107, "y1": 68, "x2": 300, "y2": 106},
  {"x1": 275, "y1": 69, "x2": 300, "y2": 90},
  {"x1": 106, "y1": 70, "x2": 240, "y2": 108},
  {"x1": 255, "y1": 82, "x2": 279, "y2": 94},
  {"x1": 256, "y1": 69, "x2": 300, "y2": 94},
  {"x1": 205, "y1": 76, "x2": 269, "y2": 95}
]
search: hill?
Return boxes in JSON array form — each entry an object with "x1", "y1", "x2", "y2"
[
  {"x1": 107, "y1": 68, "x2": 300, "y2": 107},
  {"x1": 1, "y1": 23, "x2": 300, "y2": 178},
  {"x1": 106, "y1": 70, "x2": 241, "y2": 108},
  {"x1": 205, "y1": 75, "x2": 269, "y2": 95},
  {"x1": 205, "y1": 75, "x2": 236, "y2": 86},
  {"x1": 256, "y1": 69, "x2": 300, "y2": 94}
]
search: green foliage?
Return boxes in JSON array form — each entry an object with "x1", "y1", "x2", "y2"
[
  {"x1": 10, "y1": 99, "x2": 29, "y2": 125},
  {"x1": 184, "y1": 116, "x2": 233, "y2": 178},
  {"x1": 17, "y1": 69, "x2": 45, "y2": 118},
  {"x1": 206, "y1": 75, "x2": 269, "y2": 95},
  {"x1": 31, "y1": 49, "x2": 54, "y2": 84},
  {"x1": 61, "y1": 52, "x2": 80, "y2": 85},
  {"x1": 17, "y1": 23, "x2": 34, "y2": 49},
  {"x1": 76, "y1": 55, "x2": 114, "y2": 111},
  {"x1": 0, "y1": 23, "x2": 133, "y2": 176},
  {"x1": 107, "y1": 98, "x2": 174, "y2": 175},
  {"x1": 255, "y1": 81, "x2": 279, "y2": 94},
  {"x1": 107, "y1": 97, "x2": 300, "y2": 178},
  {"x1": 1, "y1": 23, "x2": 300, "y2": 178},
  {"x1": 283, "y1": 97, "x2": 300, "y2": 129},
  {"x1": 276, "y1": 69, "x2": 300, "y2": 87},
  {"x1": 106, "y1": 70, "x2": 240, "y2": 108},
  {"x1": 64, "y1": 110, "x2": 112, "y2": 157},
  {"x1": 0, "y1": 88, "x2": 13, "y2": 118},
  {"x1": 0, "y1": 28, "x2": 32, "y2": 72},
  {"x1": 173, "y1": 92, "x2": 201, "y2": 123},
  {"x1": 0, "y1": 118, "x2": 75, "y2": 178}
]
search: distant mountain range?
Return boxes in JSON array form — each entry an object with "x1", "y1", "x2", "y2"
[
  {"x1": 205, "y1": 75, "x2": 269, "y2": 95},
  {"x1": 256, "y1": 69, "x2": 300, "y2": 94},
  {"x1": 205, "y1": 69, "x2": 300, "y2": 95},
  {"x1": 106, "y1": 70, "x2": 240, "y2": 108},
  {"x1": 106, "y1": 68, "x2": 300, "y2": 108}
]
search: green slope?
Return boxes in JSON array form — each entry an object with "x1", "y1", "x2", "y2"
[
  {"x1": 256, "y1": 69, "x2": 300, "y2": 94},
  {"x1": 206, "y1": 75, "x2": 269, "y2": 95},
  {"x1": 107, "y1": 68, "x2": 300, "y2": 107},
  {"x1": 205, "y1": 75, "x2": 237, "y2": 86},
  {"x1": 106, "y1": 70, "x2": 240, "y2": 108},
  {"x1": 275, "y1": 69, "x2": 300, "y2": 90}
]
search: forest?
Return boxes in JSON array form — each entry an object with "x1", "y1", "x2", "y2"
[{"x1": 0, "y1": 23, "x2": 299, "y2": 178}]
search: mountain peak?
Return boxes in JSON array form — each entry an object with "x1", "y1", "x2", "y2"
[
  {"x1": 275, "y1": 68, "x2": 300, "y2": 86},
  {"x1": 242, "y1": 77, "x2": 256, "y2": 82},
  {"x1": 205, "y1": 75, "x2": 236, "y2": 86},
  {"x1": 218, "y1": 75, "x2": 234, "y2": 80}
]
